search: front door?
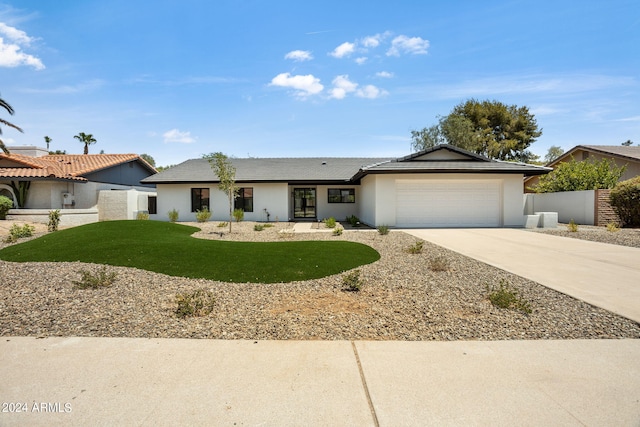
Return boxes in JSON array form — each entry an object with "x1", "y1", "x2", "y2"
[{"x1": 293, "y1": 188, "x2": 316, "y2": 219}]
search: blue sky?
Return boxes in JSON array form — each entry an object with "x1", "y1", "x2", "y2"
[{"x1": 1, "y1": 0, "x2": 638, "y2": 167}]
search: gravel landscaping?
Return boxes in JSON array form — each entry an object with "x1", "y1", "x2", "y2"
[
  {"x1": 532, "y1": 224, "x2": 640, "y2": 248},
  {"x1": 1, "y1": 221, "x2": 639, "y2": 340}
]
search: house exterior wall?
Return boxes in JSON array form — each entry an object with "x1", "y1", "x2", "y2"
[
  {"x1": 315, "y1": 184, "x2": 359, "y2": 221},
  {"x1": 84, "y1": 162, "x2": 155, "y2": 187},
  {"x1": 153, "y1": 183, "x2": 288, "y2": 222},
  {"x1": 23, "y1": 181, "x2": 69, "y2": 209},
  {"x1": 357, "y1": 175, "x2": 377, "y2": 226}
]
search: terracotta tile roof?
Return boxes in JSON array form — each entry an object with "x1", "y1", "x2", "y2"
[{"x1": 0, "y1": 153, "x2": 154, "y2": 182}]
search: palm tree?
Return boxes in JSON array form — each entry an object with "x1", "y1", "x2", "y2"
[
  {"x1": 0, "y1": 96, "x2": 23, "y2": 155},
  {"x1": 44, "y1": 135, "x2": 52, "y2": 151},
  {"x1": 74, "y1": 132, "x2": 97, "y2": 154}
]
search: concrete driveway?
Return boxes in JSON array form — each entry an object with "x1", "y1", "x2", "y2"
[{"x1": 402, "y1": 228, "x2": 640, "y2": 323}]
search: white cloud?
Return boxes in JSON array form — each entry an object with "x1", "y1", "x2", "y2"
[
  {"x1": 163, "y1": 129, "x2": 196, "y2": 144},
  {"x1": 376, "y1": 71, "x2": 394, "y2": 78},
  {"x1": 284, "y1": 50, "x2": 313, "y2": 62},
  {"x1": 387, "y1": 35, "x2": 429, "y2": 56},
  {"x1": 0, "y1": 22, "x2": 34, "y2": 45},
  {"x1": 0, "y1": 22, "x2": 44, "y2": 70},
  {"x1": 361, "y1": 32, "x2": 390, "y2": 48},
  {"x1": 356, "y1": 85, "x2": 388, "y2": 99},
  {"x1": 329, "y1": 75, "x2": 358, "y2": 99},
  {"x1": 329, "y1": 41, "x2": 355, "y2": 58},
  {"x1": 270, "y1": 72, "x2": 324, "y2": 98},
  {"x1": 361, "y1": 35, "x2": 381, "y2": 48},
  {"x1": 355, "y1": 57, "x2": 367, "y2": 65}
]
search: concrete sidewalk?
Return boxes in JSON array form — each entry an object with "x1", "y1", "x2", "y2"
[
  {"x1": 402, "y1": 228, "x2": 640, "y2": 323},
  {"x1": 1, "y1": 337, "x2": 639, "y2": 426}
]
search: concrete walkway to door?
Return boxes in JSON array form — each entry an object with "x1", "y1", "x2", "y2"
[{"x1": 402, "y1": 228, "x2": 640, "y2": 323}]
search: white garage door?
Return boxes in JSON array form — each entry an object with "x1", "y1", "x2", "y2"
[{"x1": 396, "y1": 180, "x2": 501, "y2": 227}]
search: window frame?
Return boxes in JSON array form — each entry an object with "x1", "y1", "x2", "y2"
[
  {"x1": 148, "y1": 196, "x2": 157, "y2": 215},
  {"x1": 234, "y1": 187, "x2": 254, "y2": 212},
  {"x1": 328, "y1": 188, "x2": 355, "y2": 203},
  {"x1": 191, "y1": 188, "x2": 210, "y2": 212}
]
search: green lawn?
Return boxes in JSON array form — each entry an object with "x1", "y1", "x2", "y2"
[{"x1": 0, "y1": 221, "x2": 380, "y2": 283}]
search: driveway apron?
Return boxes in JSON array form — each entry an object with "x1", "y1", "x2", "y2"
[{"x1": 401, "y1": 228, "x2": 640, "y2": 323}]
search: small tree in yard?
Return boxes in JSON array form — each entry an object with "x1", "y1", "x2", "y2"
[
  {"x1": 530, "y1": 157, "x2": 625, "y2": 193},
  {"x1": 205, "y1": 152, "x2": 237, "y2": 232},
  {"x1": 609, "y1": 176, "x2": 640, "y2": 227}
]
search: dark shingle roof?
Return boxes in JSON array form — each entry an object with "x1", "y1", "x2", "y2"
[
  {"x1": 142, "y1": 145, "x2": 551, "y2": 184},
  {"x1": 142, "y1": 157, "x2": 391, "y2": 184},
  {"x1": 579, "y1": 145, "x2": 640, "y2": 162},
  {"x1": 359, "y1": 159, "x2": 550, "y2": 175}
]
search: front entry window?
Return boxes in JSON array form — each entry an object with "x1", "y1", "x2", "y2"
[{"x1": 294, "y1": 188, "x2": 316, "y2": 218}]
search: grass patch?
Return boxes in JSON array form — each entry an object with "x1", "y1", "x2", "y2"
[{"x1": 0, "y1": 221, "x2": 380, "y2": 284}]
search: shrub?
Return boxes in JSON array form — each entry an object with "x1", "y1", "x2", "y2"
[
  {"x1": 195, "y1": 207, "x2": 212, "y2": 223},
  {"x1": 567, "y1": 219, "x2": 578, "y2": 232},
  {"x1": 405, "y1": 240, "x2": 424, "y2": 254},
  {"x1": 531, "y1": 157, "x2": 626, "y2": 193},
  {"x1": 73, "y1": 267, "x2": 117, "y2": 290},
  {"x1": 324, "y1": 217, "x2": 336, "y2": 228},
  {"x1": 168, "y1": 209, "x2": 179, "y2": 222},
  {"x1": 0, "y1": 195, "x2": 13, "y2": 220},
  {"x1": 175, "y1": 288, "x2": 216, "y2": 318},
  {"x1": 342, "y1": 269, "x2": 362, "y2": 292},
  {"x1": 333, "y1": 226, "x2": 343, "y2": 236},
  {"x1": 233, "y1": 208, "x2": 244, "y2": 222},
  {"x1": 346, "y1": 215, "x2": 360, "y2": 227},
  {"x1": 3, "y1": 223, "x2": 35, "y2": 243},
  {"x1": 429, "y1": 256, "x2": 449, "y2": 272},
  {"x1": 254, "y1": 224, "x2": 265, "y2": 231},
  {"x1": 377, "y1": 225, "x2": 389, "y2": 235},
  {"x1": 609, "y1": 176, "x2": 640, "y2": 227},
  {"x1": 486, "y1": 280, "x2": 532, "y2": 314},
  {"x1": 606, "y1": 222, "x2": 620, "y2": 232},
  {"x1": 48, "y1": 209, "x2": 61, "y2": 232},
  {"x1": 136, "y1": 211, "x2": 150, "y2": 220},
  {"x1": 217, "y1": 221, "x2": 228, "y2": 228}
]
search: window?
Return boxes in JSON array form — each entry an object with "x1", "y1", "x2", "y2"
[
  {"x1": 234, "y1": 187, "x2": 253, "y2": 212},
  {"x1": 328, "y1": 188, "x2": 355, "y2": 203},
  {"x1": 148, "y1": 196, "x2": 157, "y2": 214},
  {"x1": 191, "y1": 188, "x2": 210, "y2": 212}
]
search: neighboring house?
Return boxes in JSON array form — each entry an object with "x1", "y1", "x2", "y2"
[
  {"x1": 142, "y1": 145, "x2": 550, "y2": 228},
  {"x1": 0, "y1": 145, "x2": 157, "y2": 224},
  {"x1": 525, "y1": 145, "x2": 640, "y2": 192}
]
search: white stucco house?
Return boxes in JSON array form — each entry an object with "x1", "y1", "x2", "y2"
[
  {"x1": 142, "y1": 145, "x2": 551, "y2": 228},
  {"x1": 0, "y1": 146, "x2": 157, "y2": 225}
]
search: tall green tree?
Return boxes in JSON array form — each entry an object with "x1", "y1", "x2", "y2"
[
  {"x1": 530, "y1": 157, "x2": 625, "y2": 193},
  {"x1": 411, "y1": 99, "x2": 542, "y2": 162},
  {"x1": 140, "y1": 153, "x2": 156, "y2": 167},
  {"x1": 544, "y1": 145, "x2": 564, "y2": 164},
  {"x1": 204, "y1": 152, "x2": 238, "y2": 233},
  {"x1": 44, "y1": 136, "x2": 52, "y2": 151},
  {"x1": 74, "y1": 132, "x2": 97, "y2": 154},
  {"x1": 0, "y1": 96, "x2": 23, "y2": 155}
]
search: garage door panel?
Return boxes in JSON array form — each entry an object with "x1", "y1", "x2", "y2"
[{"x1": 396, "y1": 180, "x2": 501, "y2": 227}]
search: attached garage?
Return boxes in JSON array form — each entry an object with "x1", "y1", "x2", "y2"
[{"x1": 396, "y1": 179, "x2": 501, "y2": 227}]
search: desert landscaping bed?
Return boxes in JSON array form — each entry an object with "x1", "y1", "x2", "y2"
[
  {"x1": 1, "y1": 221, "x2": 639, "y2": 340},
  {"x1": 533, "y1": 224, "x2": 640, "y2": 248}
]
